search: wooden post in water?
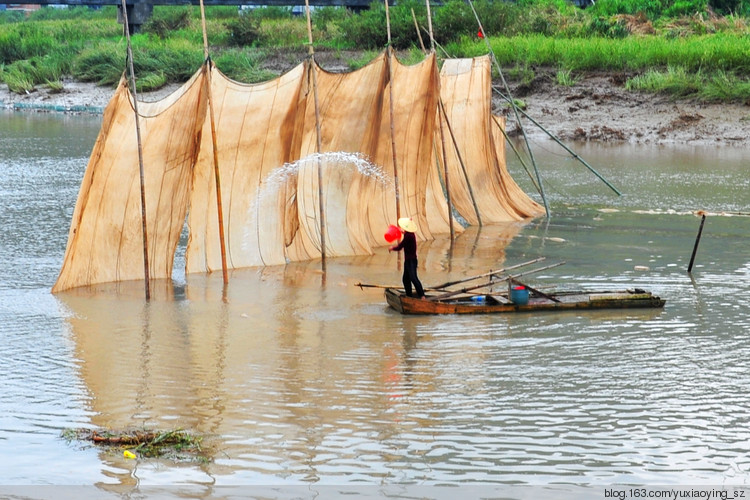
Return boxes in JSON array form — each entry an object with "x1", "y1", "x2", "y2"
[
  {"x1": 120, "y1": 0, "x2": 150, "y2": 300},
  {"x1": 199, "y1": 0, "x2": 229, "y2": 285},
  {"x1": 688, "y1": 212, "x2": 707, "y2": 273},
  {"x1": 305, "y1": 0, "x2": 327, "y2": 270}
]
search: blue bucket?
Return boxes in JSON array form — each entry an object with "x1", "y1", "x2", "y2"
[{"x1": 510, "y1": 286, "x2": 529, "y2": 305}]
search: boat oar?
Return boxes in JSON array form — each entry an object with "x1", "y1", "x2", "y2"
[
  {"x1": 355, "y1": 282, "x2": 444, "y2": 292},
  {"x1": 429, "y1": 257, "x2": 545, "y2": 290},
  {"x1": 355, "y1": 282, "x2": 398, "y2": 290},
  {"x1": 429, "y1": 261, "x2": 566, "y2": 301}
]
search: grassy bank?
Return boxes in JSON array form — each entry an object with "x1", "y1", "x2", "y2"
[{"x1": 2, "y1": 1, "x2": 750, "y2": 102}]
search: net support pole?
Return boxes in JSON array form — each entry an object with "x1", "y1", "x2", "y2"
[
  {"x1": 200, "y1": 0, "x2": 229, "y2": 285},
  {"x1": 492, "y1": 87, "x2": 622, "y2": 197},
  {"x1": 305, "y1": 0, "x2": 326, "y2": 269},
  {"x1": 425, "y1": 0, "x2": 453, "y2": 240},
  {"x1": 384, "y1": 0, "x2": 401, "y2": 221},
  {"x1": 120, "y1": 0, "x2": 150, "y2": 300},
  {"x1": 439, "y1": 99, "x2": 482, "y2": 226}
]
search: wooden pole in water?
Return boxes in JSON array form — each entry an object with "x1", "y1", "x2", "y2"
[
  {"x1": 199, "y1": 0, "x2": 229, "y2": 285},
  {"x1": 384, "y1": 0, "x2": 401, "y2": 221},
  {"x1": 120, "y1": 0, "x2": 150, "y2": 300},
  {"x1": 305, "y1": 0, "x2": 327, "y2": 269},
  {"x1": 688, "y1": 213, "x2": 707, "y2": 273}
]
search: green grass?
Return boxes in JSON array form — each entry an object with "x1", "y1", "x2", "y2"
[
  {"x1": 626, "y1": 66, "x2": 750, "y2": 101},
  {"x1": 3, "y1": 2, "x2": 750, "y2": 101}
]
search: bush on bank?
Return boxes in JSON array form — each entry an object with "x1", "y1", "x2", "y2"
[{"x1": 1, "y1": 1, "x2": 750, "y2": 100}]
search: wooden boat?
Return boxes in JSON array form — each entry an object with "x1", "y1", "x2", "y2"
[
  {"x1": 385, "y1": 287, "x2": 665, "y2": 315},
  {"x1": 357, "y1": 258, "x2": 666, "y2": 315}
]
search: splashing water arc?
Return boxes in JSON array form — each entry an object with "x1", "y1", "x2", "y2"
[{"x1": 246, "y1": 152, "x2": 396, "y2": 264}]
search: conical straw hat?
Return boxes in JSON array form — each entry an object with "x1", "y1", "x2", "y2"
[{"x1": 397, "y1": 217, "x2": 417, "y2": 232}]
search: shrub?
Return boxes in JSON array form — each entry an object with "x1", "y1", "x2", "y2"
[
  {"x1": 337, "y1": 2, "x2": 388, "y2": 50},
  {"x1": 0, "y1": 30, "x2": 24, "y2": 64},
  {"x1": 212, "y1": 47, "x2": 276, "y2": 82},
  {"x1": 135, "y1": 71, "x2": 167, "y2": 91},
  {"x1": 142, "y1": 7, "x2": 193, "y2": 38},
  {"x1": 432, "y1": 0, "x2": 478, "y2": 44},
  {"x1": 258, "y1": 18, "x2": 309, "y2": 47},
  {"x1": 4, "y1": 69, "x2": 34, "y2": 93},
  {"x1": 587, "y1": 16, "x2": 631, "y2": 37},
  {"x1": 225, "y1": 12, "x2": 262, "y2": 46},
  {"x1": 73, "y1": 44, "x2": 125, "y2": 86},
  {"x1": 312, "y1": 6, "x2": 350, "y2": 33}
]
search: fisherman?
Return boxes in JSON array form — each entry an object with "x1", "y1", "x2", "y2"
[{"x1": 389, "y1": 217, "x2": 425, "y2": 299}]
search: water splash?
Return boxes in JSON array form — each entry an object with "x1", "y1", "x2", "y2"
[
  {"x1": 243, "y1": 151, "x2": 394, "y2": 260},
  {"x1": 259, "y1": 152, "x2": 393, "y2": 198}
]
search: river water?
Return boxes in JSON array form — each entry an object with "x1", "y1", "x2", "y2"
[{"x1": 1, "y1": 110, "x2": 749, "y2": 498}]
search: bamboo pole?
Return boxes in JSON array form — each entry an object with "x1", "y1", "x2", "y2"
[
  {"x1": 429, "y1": 261, "x2": 566, "y2": 301},
  {"x1": 425, "y1": 0, "x2": 434, "y2": 53},
  {"x1": 384, "y1": 0, "x2": 401, "y2": 221},
  {"x1": 354, "y1": 257, "x2": 545, "y2": 291},
  {"x1": 430, "y1": 257, "x2": 545, "y2": 289},
  {"x1": 492, "y1": 115, "x2": 541, "y2": 194},
  {"x1": 305, "y1": 0, "x2": 327, "y2": 269},
  {"x1": 411, "y1": 8, "x2": 426, "y2": 53},
  {"x1": 199, "y1": 0, "x2": 229, "y2": 285},
  {"x1": 429, "y1": 32, "x2": 618, "y2": 200},
  {"x1": 120, "y1": 0, "x2": 150, "y2": 300},
  {"x1": 492, "y1": 86, "x2": 622, "y2": 197},
  {"x1": 466, "y1": 0, "x2": 549, "y2": 218},
  {"x1": 424, "y1": 0, "x2": 455, "y2": 240},
  {"x1": 437, "y1": 112, "x2": 455, "y2": 240},
  {"x1": 439, "y1": 99, "x2": 482, "y2": 225}
]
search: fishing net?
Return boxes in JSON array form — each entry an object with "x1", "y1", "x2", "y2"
[{"x1": 53, "y1": 53, "x2": 542, "y2": 293}]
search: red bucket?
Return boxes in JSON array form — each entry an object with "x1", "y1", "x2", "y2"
[{"x1": 384, "y1": 224, "x2": 401, "y2": 243}]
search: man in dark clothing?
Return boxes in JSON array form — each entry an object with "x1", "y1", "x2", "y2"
[{"x1": 389, "y1": 217, "x2": 425, "y2": 298}]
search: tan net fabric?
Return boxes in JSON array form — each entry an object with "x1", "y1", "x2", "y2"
[
  {"x1": 438, "y1": 56, "x2": 543, "y2": 224},
  {"x1": 53, "y1": 69, "x2": 208, "y2": 293},
  {"x1": 286, "y1": 54, "x2": 392, "y2": 262},
  {"x1": 186, "y1": 62, "x2": 308, "y2": 272},
  {"x1": 54, "y1": 52, "x2": 543, "y2": 292},
  {"x1": 288, "y1": 53, "x2": 439, "y2": 259}
]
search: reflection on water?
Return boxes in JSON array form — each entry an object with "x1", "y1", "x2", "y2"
[{"x1": 1, "y1": 112, "x2": 750, "y2": 490}]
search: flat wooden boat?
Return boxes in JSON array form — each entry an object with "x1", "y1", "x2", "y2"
[{"x1": 385, "y1": 287, "x2": 666, "y2": 315}]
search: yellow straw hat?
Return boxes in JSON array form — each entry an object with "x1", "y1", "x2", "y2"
[{"x1": 397, "y1": 217, "x2": 417, "y2": 232}]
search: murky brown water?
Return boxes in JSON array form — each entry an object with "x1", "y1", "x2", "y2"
[{"x1": 1, "y1": 110, "x2": 749, "y2": 496}]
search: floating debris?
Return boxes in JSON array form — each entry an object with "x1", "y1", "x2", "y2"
[{"x1": 63, "y1": 428, "x2": 209, "y2": 462}]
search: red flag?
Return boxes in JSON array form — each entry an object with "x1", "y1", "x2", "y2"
[{"x1": 477, "y1": 29, "x2": 484, "y2": 38}]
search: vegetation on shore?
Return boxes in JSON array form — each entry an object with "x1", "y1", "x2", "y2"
[{"x1": 2, "y1": 0, "x2": 750, "y2": 102}]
